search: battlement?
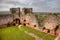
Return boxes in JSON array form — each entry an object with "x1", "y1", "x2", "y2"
[
  {"x1": 10, "y1": 8, "x2": 20, "y2": 19},
  {"x1": 22, "y1": 8, "x2": 32, "y2": 15}
]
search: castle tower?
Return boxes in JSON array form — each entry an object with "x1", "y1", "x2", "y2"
[
  {"x1": 20, "y1": 8, "x2": 39, "y2": 30},
  {"x1": 10, "y1": 8, "x2": 21, "y2": 25},
  {"x1": 10, "y1": 8, "x2": 20, "y2": 19},
  {"x1": 22, "y1": 8, "x2": 32, "y2": 15}
]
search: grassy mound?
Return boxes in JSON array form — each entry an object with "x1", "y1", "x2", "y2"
[
  {"x1": 0, "y1": 26, "x2": 55, "y2": 40},
  {"x1": 20, "y1": 26, "x2": 55, "y2": 40},
  {"x1": 0, "y1": 26, "x2": 35, "y2": 40}
]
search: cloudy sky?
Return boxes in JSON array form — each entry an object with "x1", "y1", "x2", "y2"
[{"x1": 0, "y1": 0, "x2": 60, "y2": 12}]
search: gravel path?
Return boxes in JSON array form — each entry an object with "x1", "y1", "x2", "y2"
[
  {"x1": 24, "y1": 31, "x2": 43, "y2": 40},
  {"x1": 55, "y1": 36, "x2": 60, "y2": 40}
]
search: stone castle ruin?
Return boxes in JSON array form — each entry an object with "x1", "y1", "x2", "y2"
[
  {"x1": 42, "y1": 14, "x2": 60, "y2": 35},
  {"x1": 0, "y1": 8, "x2": 60, "y2": 36},
  {"x1": 10, "y1": 8, "x2": 20, "y2": 19},
  {"x1": 10, "y1": 8, "x2": 21, "y2": 25},
  {"x1": 20, "y1": 8, "x2": 39, "y2": 29},
  {"x1": 0, "y1": 8, "x2": 39, "y2": 29}
]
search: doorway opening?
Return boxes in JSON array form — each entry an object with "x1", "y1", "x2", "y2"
[
  {"x1": 34, "y1": 25, "x2": 36, "y2": 27},
  {"x1": 13, "y1": 18, "x2": 21, "y2": 25},
  {"x1": 47, "y1": 29, "x2": 50, "y2": 33},
  {"x1": 24, "y1": 20, "x2": 26, "y2": 22},
  {"x1": 42, "y1": 27, "x2": 45, "y2": 30},
  {"x1": 23, "y1": 23, "x2": 26, "y2": 26}
]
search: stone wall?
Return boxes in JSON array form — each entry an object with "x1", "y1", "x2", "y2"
[
  {"x1": 10, "y1": 8, "x2": 20, "y2": 19},
  {"x1": 42, "y1": 14, "x2": 60, "y2": 35},
  {"x1": 0, "y1": 14, "x2": 13, "y2": 28},
  {"x1": 20, "y1": 8, "x2": 39, "y2": 29},
  {"x1": 44, "y1": 14, "x2": 60, "y2": 30},
  {"x1": 0, "y1": 14, "x2": 13, "y2": 25}
]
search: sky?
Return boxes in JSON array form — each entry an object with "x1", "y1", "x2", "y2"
[{"x1": 0, "y1": 0, "x2": 60, "y2": 12}]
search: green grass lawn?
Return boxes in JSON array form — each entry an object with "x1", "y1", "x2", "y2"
[
  {"x1": 20, "y1": 26, "x2": 55, "y2": 40},
  {"x1": 0, "y1": 26, "x2": 35, "y2": 40},
  {"x1": 0, "y1": 26, "x2": 55, "y2": 40}
]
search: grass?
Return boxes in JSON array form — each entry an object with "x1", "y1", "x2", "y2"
[
  {"x1": 21, "y1": 26, "x2": 46, "y2": 38},
  {"x1": 20, "y1": 26, "x2": 55, "y2": 40},
  {"x1": 43, "y1": 35, "x2": 55, "y2": 40},
  {"x1": 0, "y1": 26, "x2": 35, "y2": 40},
  {"x1": 0, "y1": 26, "x2": 55, "y2": 40}
]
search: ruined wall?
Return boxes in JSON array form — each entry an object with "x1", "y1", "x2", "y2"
[
  {"x1": 10, "y1": 8, "x2": 20, "y2": 19},
  {"x1": 22, "y1": 8, "x2": 32, "y2": 15},
  {"x1": 20, "y1": 8, "x2": 39, "y2": 29},
  {"x1": 44, "y1": 14, "x2": 60, "y2": 30},
  {"x1": 20, "y1": 8, "x2": 32, "y2": 23},
  {"x1": 0, "y1": 14, "x2": 13, "y2": 25},
  {"x1": 0, "y1": 8, "x2": 21, "y2": 27}
]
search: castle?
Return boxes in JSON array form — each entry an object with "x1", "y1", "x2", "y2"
[
  {"x1": 0, "y1": 8, "x2": 60, "y2": 36},
  {"x1": 0, "y1": 8, "x2": 39, "y2": 29}
]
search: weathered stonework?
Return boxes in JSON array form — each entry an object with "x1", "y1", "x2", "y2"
[
  {"x1": 10, "y1": 8, "x2": 20, "y2": 19},
  {"x1": 0, "y1": 8, "x2": 60, "y2": 36},
  {"x1": 0, "y1": 14, "x2": 13, "y2": 27},
  {"x1": 10, "y1": 8, "x2": 21, "y2": 25},
  {"x1": 0, "y1": 8, "x2": 39, "y2": 29},
  {"x1": 42, "y1": 14, "x2": 60, "y2": 35},
  {"x1": 0, "y1": 14, "x2": 13, "y2": 25},
  {"x1": 20, "y1": 8, "x2": 39, "y2": 29},
  {"x1": 44, "y1": 14, "x2": 60, "y2": 30}
]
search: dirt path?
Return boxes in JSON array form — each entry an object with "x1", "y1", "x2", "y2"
[
  {"x1": 24, "y1": 31, "x2": 43, "y2": 40},
  {"x1": 55, "y1": 36, "x2": 60, "y2": 40}
]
